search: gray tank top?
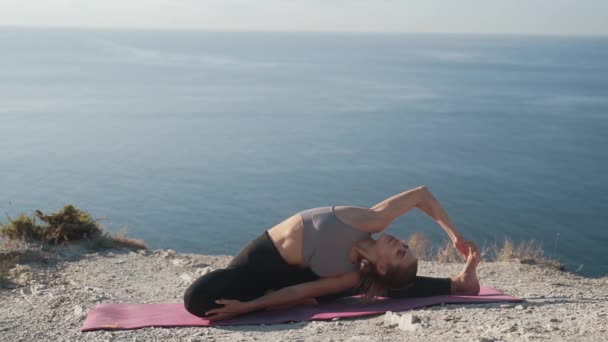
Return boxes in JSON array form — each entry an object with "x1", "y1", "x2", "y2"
[{"x1": 297, "y1": 205, "x2": 371, "y2": 277}]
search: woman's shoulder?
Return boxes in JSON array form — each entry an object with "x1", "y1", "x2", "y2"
[{"x1": 332, "y1": 205, "x2": 385, "y2": 233}]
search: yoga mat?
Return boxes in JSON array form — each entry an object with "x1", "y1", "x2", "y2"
[{"x1": 81, "y1": 286, "x2": 522, "y2": 332}]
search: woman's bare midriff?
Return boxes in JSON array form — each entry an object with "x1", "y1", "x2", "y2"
[{"x1": 266, "y1": 213, "x2": 306, "y2": 267}]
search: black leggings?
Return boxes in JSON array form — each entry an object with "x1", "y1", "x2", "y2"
[{"x1": 183, "y1": 231, "x2": 451, "y2": 318}]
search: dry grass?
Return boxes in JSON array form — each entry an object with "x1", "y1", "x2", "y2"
[
  {"x1": 407, "y1": 232, "x2": 567, "y2": 271},
  {"x1": 434, "y1": 239, "x2": 462, "y2": 263},
  {"x1": 407, "y1": 232, "x2": 431, "y2": 260},
  {"x1": 82, "y1": 230, "x2": 149, "y2": 251}
]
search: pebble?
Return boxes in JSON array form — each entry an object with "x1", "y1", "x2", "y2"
[
  {"x1": 384, "y1": 311, "x2": 399, "y2": 327},
  {"x1": 196, "y1": 267, "x2": 213, "y2": 276},
  {"x1": 398, "y1": 314, "x2": 422, "y2": 332},
  {"x1": 477, "y1": 337, "x2": 495, "y2": 342},
  {"x1": 180, "y1": 273, "x2": 193, "y2": 282},
  {"x1": 172, "y1": 259, "x2": 185, "y2": 266},
  {"x1": 136, "y1": 249, "x2": 149, "y2": 256},
  {"x1": 500, "y1": 324, "x2": 518, "y2": 333},
  {"x1": 73, "y1": 305, "x2": 85, "y2": 319}
]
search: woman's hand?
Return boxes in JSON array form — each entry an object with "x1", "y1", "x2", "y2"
[
  {"x1": 453, "y1": 238, "x2": 478, "y2": 261},
  {"x1": 204, "y1": 299, "x2": 256, "y2": 321}
]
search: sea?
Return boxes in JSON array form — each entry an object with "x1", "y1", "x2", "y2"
[{"x1": 1, "y1": 28, "x2": 607, "y2": 277}]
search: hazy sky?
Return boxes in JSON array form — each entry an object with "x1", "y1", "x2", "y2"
[{"x1": 1, "y1": 0, "x2": 607, "y2": 36}]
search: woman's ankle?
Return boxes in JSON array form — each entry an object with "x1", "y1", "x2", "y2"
[{"x1": 450, "y1": 273, "x2": 480, "y2": 295}]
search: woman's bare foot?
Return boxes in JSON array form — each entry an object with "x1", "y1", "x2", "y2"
[{"x1": 450, "y1": 247, "x2": 481, "y2": 295}]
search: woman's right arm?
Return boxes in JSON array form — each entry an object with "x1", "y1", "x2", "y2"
[{"x1": 248, "y1": 271, "x2": 359, "y2": 311}]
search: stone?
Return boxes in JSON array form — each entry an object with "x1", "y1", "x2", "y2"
[
  {"x1": 180, "y1": 273, "x2": 193, "y2": 282},
  {"x1": 515, "y1": 304, "x2": 525, "y2": 310},
  {"x1": 400, "y1": 313, "x2": 421, "y2": 324},
  {"x1": 500, "y1": 324, "x2": 518, "y2": 333},
  {"x1": 74, "y1": 305, "x2": 85, "y2": 319},
  {"x1": 398, "y1": 314, "x2": 422, "y2": 332},
  {"x1": 197, "y1": 267, "x2": 213, "y2": 276},
  {"x1": 384, "y1": 311, "x2": 399, "y2": 326},
  {"x1": 136, "y1": 249, "x2": 149, "y2": 256}
]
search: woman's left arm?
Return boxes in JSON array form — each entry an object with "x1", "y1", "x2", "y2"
[{"x1": 204, "y1": 272, "x2": 359, "y2": 321}]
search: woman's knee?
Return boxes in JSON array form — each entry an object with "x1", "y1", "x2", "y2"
[
  {"x1": 183, "y1": 270, "x2": 228, "y2": 317},
  {"x1": 183, "y1": 283, "x2": 214, "y2": 317},
  {"x1": 183, "y1": 267, "x2": 250, "y2": 317}
]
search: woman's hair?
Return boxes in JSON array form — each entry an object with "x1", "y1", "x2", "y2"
[{"x1": 356, "y1": 258, "x2": 418, "y2": 301}]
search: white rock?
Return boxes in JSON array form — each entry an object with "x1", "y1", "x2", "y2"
[
  {"x1": 136, "y1": 249, "x2": 149, "y2": 256},
  {"x1": 400, "y1": 313, "x2": 421, "y2": 325},
  {"x1": 180, "y1": 273, "x2": 193, "y2": 282},
  {"x1": 500, "y1": 324, "x2": 517, "y2": 333},
  {"x1": 172, "y1": 259, "x2": 185, "y2": 266},
  {"x1": 398, "y1": 314, "x2": 422, "y2": 332},
  {"x1": 85, "y1": 286, "x2": 103, "y2": 292},
  {"x1": 383, "y1": 311, "x2": 400, "y2": 326},
  {"x1": 398, "y1": 321, "x2": 420, "y2": 332},
  {"x1": 195, "y1": 267, "x2": 213, "y2": 276},
  {"x1": 74, "y1": 305, "x2": 85, "y2": 319}
]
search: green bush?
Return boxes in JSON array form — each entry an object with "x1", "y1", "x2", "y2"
[
  {"x1": 0, "y1": 213, "x2": 43, "y2": 241},
  {"x1": 33, "y1": 204, "x2": 103, "y2": 243},
  {"x1": 1, "y1": 205, "x2": 146, "y2": 251}
]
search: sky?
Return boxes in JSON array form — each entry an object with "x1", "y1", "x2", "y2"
[{"x1": 0, "y1": 0, "x2": 607, "y2": 36}]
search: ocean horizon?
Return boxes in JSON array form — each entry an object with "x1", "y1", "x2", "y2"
[{"x1": 1, "y1": 28, "x2": 607, "y2": 277}]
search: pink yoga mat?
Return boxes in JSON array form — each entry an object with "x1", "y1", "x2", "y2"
[{"x1": 81, "y1": 286, "x2": 522, "y2": 332}]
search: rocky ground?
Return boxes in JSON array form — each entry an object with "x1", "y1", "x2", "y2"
[{"x1": 1, "y1": 243, "x2": 606, "y2": 342}]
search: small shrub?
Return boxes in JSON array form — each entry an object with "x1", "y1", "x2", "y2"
[
  {"x1": 0, "y1": 213, "x2": 42, "y2": 241},
  {"x1": 0, "y1": 205, "x2": 148, "y2": 252},
  {"x1": 34, "y1": 204, "x2": 103, "y2": 243}
]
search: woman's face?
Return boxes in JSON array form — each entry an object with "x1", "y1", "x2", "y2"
[{"x1": 374, "y1": 233, "x2": 418, "y2": 275}]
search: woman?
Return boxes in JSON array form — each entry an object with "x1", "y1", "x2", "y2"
[{"x1": 184, "y1": 185, "x2": 481, "y2": 321}]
